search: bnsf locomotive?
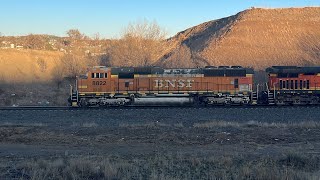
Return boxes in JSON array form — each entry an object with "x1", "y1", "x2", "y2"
[
  {"x1": 70, "y1": 66, "x2": 254, "y2": 107},
  {"x1": 69, "y1": 65, "x2": 320, "y2": 107},
  {"x1": 266, "y1": 66, "x2": 320, "y2": 105}
]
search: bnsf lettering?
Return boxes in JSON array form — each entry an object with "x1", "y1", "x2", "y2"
[
  {"x1": 154, "y1": 79, "x2": 194, "y2": 88},
  {"x1": 92, "y1": 81, "x2": 106, "y2": 86}
]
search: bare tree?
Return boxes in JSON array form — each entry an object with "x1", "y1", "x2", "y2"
[
  {"x1": 58, "y1": 54, "x2": 100, "y2": 78},
  {"x1": 107, "y1": 19, "x2": 168, "y2": 66},
  {"x1": 66, "y1": 29, "x2": 84, "y2": 40},
  {"x1": 51, "y1": 64, "x2": 65, "y2": 89},
  {"x1": 60, "y1": 54, "x2": 84, "y2": 78},
  {"x1": 25, "y1": 34, "x2": 44, "y2": 49},
  {"x1": 93, "y1": 33, "x2": 101, "y2": 41},
  {"x1": 36, "y1": 58, "x2": 47, "y2": 73}
]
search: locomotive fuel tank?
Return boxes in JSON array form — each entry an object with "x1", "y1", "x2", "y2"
[{"x1": 133, "y1": 96, "x2": 194, "y2": 106}]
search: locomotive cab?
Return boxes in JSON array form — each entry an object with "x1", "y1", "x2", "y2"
[{"x1": 71, "y1": 66, "x2": 111, "y2": 107}]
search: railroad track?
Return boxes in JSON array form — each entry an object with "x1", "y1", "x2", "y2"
[
  {"x1": 0, "y1": 106, "x2": 72, "y2": 110},
  {"x1": 1, "y1": 105, "x2": 320, "y2": 110}
]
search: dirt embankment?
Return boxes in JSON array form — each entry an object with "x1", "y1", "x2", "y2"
[
  {"x1": 160, "y1": 7, "x2": 320, "y2": 69},
  {"x1": 0, "y1": 49, "x2": 63, "y2": 83},
  {"x1": 0, "y1": 49, "x2": 69, "y2": 106}
]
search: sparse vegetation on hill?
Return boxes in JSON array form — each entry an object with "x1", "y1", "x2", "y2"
[{"x1": 160, "y1": 7, "x2": 320, "y2": 69}]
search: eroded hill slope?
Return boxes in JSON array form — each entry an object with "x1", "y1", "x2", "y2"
[{"x1": 159, "y1": 7, "x2": 320, "y2": 69}]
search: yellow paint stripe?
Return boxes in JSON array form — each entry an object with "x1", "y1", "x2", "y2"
[{"x1": 78, "y1": 92, "x2": 111, "y2": 94}]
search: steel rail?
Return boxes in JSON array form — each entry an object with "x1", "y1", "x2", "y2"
[{"x1": 0, "y1": 104, "x2": 319, "y2": 110}]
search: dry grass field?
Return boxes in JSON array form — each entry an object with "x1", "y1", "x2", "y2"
[
  {"x1": 0, "y1": 49, "x2": 63, "y2": 83},
  {"x1": 0, "y1": 119, "x2": 320, "y2": 179},
  {"x1": 0, "y1": 83, "x2": 70, "y2": 106}
]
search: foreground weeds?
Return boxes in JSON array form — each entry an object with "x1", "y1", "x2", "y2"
[
  {"x1": 1, "y1": 120, "x2": 320, "y2": 179},
  {"x1": 1, "y1": 153, "x2": 319, "y2": 180},
  {"x1": 193, "y1": 120, "x2": 320, "y2": 129}
]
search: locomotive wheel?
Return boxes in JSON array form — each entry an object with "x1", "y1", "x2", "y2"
[
  {"x1": 275, "y1": 100, "x2": 285, "y2": 106},
  {"x1": 292, "y1": 99, "x2": 301, "y2": 105},
  {"x1": 79, "y1": 99, "x2": 89, "y2": 107},
  {"x1": 129, "y1": 94, "x2": 135, "y2": 105},
  {"x1": 192, "y1": 96, "x2": 202, "y2": 107},
  {"x1": 310, "y1": 98, "x2": 318, "y2": 105}
]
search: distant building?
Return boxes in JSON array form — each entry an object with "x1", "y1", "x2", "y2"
[
  {"x1": 16, "y1": 45, "x2": 24, "y2": 49},
  {"x1": 49, "y1": 39, "x2": 57, "y2": 45},
  {"x1": 60, "y1": 48, "x2": 67, "y2": 53},
  {"x1": 85, "y1": 50, "x2": 90, "y2": 55}
]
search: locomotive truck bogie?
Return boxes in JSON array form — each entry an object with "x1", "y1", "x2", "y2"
[
  {"x1": 201, "y1": 94, "x2": 250, "y2": 105},
  {"x1": 79, "y1": 97, "x2": 131, "y2": 107}
]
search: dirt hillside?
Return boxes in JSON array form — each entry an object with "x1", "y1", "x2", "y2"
[
  {"x1": 158, "y1": 7, "x2": 320, "y2": 69},
  {"x1": 0, "y1": 49, "x2": 63, "y2": 82}
]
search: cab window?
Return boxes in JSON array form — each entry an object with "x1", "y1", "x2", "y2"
[{"x1": 91, "y1": 72, "x2": 108, "y2": 78}]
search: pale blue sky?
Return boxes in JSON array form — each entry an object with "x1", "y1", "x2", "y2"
[{"x1": 1, "y1": 0, "x2": 319, "y2": 38}]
